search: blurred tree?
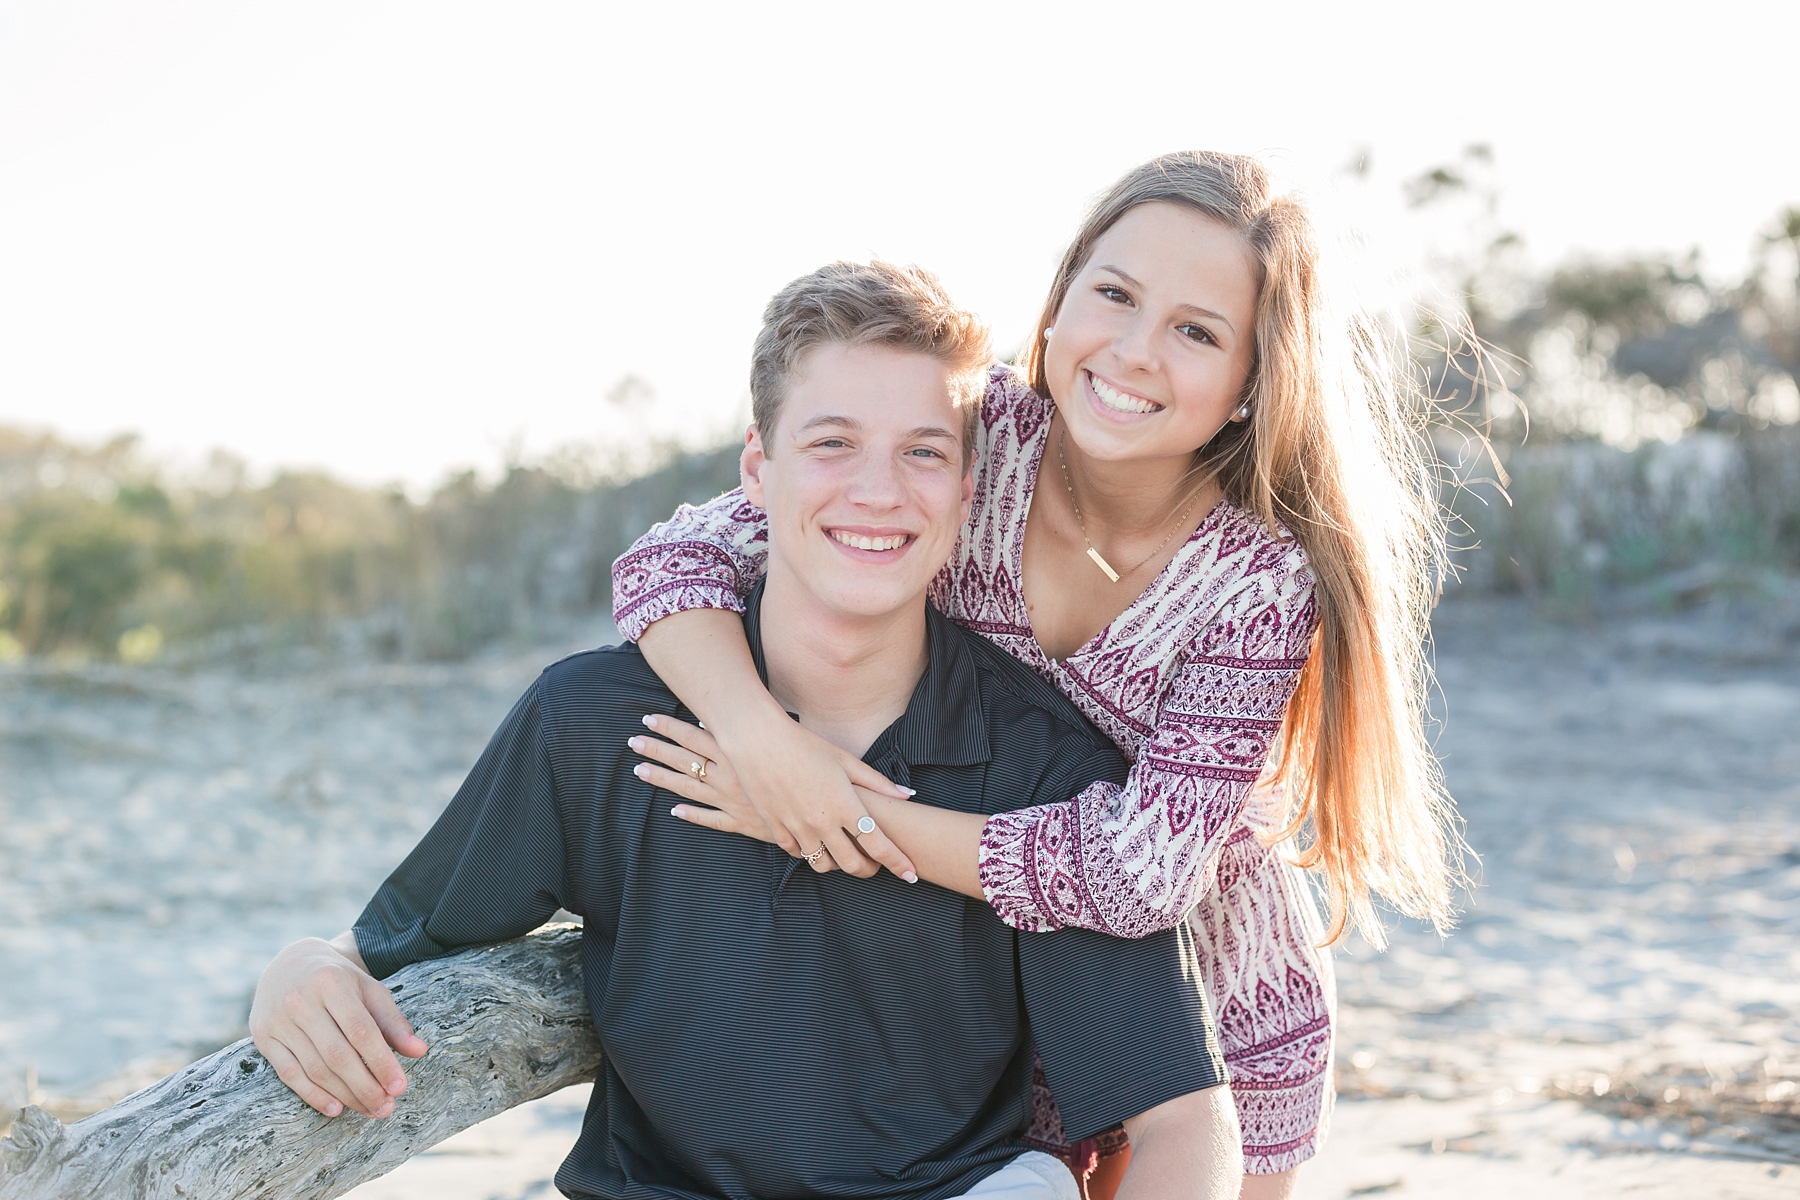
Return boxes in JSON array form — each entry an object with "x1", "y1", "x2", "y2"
[
  {"x1": 1406, "y1": 150, "x2": 1799, "y2": 444},
  {"x1": 0, "y1": 427, "x2": 741, "y2": 662}
]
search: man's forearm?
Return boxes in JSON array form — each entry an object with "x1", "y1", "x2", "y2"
[{"x1": 1118, "y1": 1085, "x2": 1242, "y2": 1200}]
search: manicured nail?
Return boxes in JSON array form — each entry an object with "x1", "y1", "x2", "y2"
[
  {"x1": 641, "y1": 715, "x2": 656, "y2": 728},
  {"x1": 628, "y1": 736, "x2": 643, "y2": 751},
  {"x1": 670, "y1": 806, "x2": 685, "y2": 818},
  {"x1": 633, "y1": 763, "x2": 649, "y2": 779},
  {"x1": 902, "y1": 871, "x2": 919, "y2": 884},
  {"x1": 897, "y1": 786, "x2": 917, "y2": 797}
]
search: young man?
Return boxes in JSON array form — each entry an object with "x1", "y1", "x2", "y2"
[{"x1": 250, "y1": 262, "x2": 1241, "y2": 1200}]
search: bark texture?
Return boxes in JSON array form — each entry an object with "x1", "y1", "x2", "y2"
[{"x1": 0, "y1": 924, "x2": 599, "y2": 1200}]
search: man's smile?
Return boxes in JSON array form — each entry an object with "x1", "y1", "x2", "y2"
[{"x1": 827, "y1": 528, "x2": 914, "y2": 553}]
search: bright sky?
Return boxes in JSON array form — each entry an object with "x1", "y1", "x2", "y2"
[{"x1": 2, "y1": 1, "x2": 1795, "y2": 489}]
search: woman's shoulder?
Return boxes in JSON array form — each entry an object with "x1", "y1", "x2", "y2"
[
  {"x1": 1160, "y1": 501, "x2": 1316, "y2": 661},
  {"x1": 1206, "y1": 500, "x2": 1311, "y2": 586},
  {"x1": 978, "y1": 364, "x2": 1054, "y2": 441}
]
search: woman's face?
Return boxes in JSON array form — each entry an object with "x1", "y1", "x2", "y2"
[{"x1": 1044, "y1": 202, "x2": 1260, "y2": 465}]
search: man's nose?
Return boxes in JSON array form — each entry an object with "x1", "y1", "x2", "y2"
[{"x1": 844, "y1": 450, "x2": 906, "y2": 508}]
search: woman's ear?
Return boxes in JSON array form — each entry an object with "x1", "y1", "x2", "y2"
[{"x1": 740, "y1": 424, "x2": 769, "y2": 508}]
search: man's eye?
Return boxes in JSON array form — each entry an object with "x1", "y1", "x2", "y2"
[
  {"x1": 907, "y1": 447, "x2": 944, "y2": 459},
  {"x1": 816, "y1": 438, "x2": 850, "y2": 448}
]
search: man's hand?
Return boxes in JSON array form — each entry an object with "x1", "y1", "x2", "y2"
[
  {"x1": 249, "y1": 932, "x2": 428, "y2": 1118},
  {"x1": 1117, "y1": 1085, "x2": 1243, "y2": 1200}
]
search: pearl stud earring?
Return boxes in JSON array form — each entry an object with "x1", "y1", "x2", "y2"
[{"x1": 1043, "y1": 326, "x2": 1054, "y2": 340}]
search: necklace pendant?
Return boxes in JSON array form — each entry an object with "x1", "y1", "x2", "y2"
[{"x1": 1085, "y1": 546, "x2": 1122, "y2": 583}]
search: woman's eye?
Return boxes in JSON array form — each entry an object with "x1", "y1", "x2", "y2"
[
  {"x1": 1178, "y1": 323, "x2": 1217, "y2": 346},
  {"x1": 1097, "y1": 284, "x2": 1131, "y2": 304}
]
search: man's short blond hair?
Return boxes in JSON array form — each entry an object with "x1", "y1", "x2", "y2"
[{"x1": 750, "y1": 261, "x2": 991, "y2": 464}]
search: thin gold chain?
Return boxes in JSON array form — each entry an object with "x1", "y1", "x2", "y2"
[{"x1": 1057, "y1": 426, "x2": 1205, "y2": 584}]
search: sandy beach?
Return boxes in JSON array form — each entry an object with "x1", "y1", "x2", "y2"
[{"x1": 2, "y1": 593, "x2": 1796, "y2": 1197}]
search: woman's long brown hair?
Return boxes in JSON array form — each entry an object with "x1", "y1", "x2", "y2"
[{"x1": 1022, "y1": 151, "x2": 1462, "y2": 944}]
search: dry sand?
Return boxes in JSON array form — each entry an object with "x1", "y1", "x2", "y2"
[{"x1": 2, "y1": 596, "x2": 1796, "y2": 1197}]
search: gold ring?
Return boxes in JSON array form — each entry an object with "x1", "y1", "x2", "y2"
[
  {"x1": 688, "y1": 759, "x2": 708, "y2": 781},
  {"x1": 802, "y1": 842, "x2": 827, "y2": 866}
]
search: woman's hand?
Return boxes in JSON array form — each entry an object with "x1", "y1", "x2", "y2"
[{"x1": 632, "y1": 712, "x2": 918, "y2": 882}]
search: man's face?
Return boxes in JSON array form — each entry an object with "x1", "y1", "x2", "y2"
[{"x1": 742, "y1": 342, "x2": 973, "y2": 623}]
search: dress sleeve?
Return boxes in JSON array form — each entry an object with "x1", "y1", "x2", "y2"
[
  {"x1": 610, "y1": 488, "x2": 771, "y2": 643},
  {"x1": 353, "y1": 679, "x2": 568, "y2": 979},
  {"x1": 976, "y1": 553, "x2": 1318, "y2": 938}
]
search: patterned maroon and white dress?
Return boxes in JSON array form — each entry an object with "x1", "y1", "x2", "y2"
[{"x1": 611, "y1": 366, "x2": 1336, "y2": 1175}]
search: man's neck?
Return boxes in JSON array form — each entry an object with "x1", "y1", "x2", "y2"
[{"x1": 756, "y1": 564, "x2": 930, "y2": 760}]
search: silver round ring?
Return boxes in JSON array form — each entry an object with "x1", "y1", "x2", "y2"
[{"x1": 856, "y1": 815, "x2": 877, "y2": 836}]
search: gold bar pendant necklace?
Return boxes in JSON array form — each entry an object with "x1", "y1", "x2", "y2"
[{"x1": 1058, "y1": 427, "x2": 1202, "y2": 586}]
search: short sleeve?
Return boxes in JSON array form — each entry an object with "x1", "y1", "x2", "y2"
[
  {"x1": 997, "y1": 732, "x2": 1228, "y2": 1139},
  {"x1": 1016, "y1": 918, "x2": 1227, "y2": 1140},
  {"x1": 354, "y1": 679, "x2": 568, "y2": 979}
]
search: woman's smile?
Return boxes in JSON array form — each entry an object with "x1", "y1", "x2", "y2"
[{"x1": 1085, "y1": 370, "x2": 1163, "y2": 417}]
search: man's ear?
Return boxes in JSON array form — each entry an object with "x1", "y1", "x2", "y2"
[
  {"x1": 958, "y1": 445, "x2": 975, "y2": 524},
  {"x1": 740, "y1": 424, "x2": 769, "y2": 509}
]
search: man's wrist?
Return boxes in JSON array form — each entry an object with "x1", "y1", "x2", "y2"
[{"x1": 326, "y1": 930, "x2": 369, "y2": 974}]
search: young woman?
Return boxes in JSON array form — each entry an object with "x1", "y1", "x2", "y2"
[{"x1": 612, "y1": 151, "x2": 1459, "y2": 1199}]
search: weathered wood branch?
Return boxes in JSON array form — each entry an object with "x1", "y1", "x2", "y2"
[{"x1": 0, "y1": 924, "x2": 599, "y2": 1200}]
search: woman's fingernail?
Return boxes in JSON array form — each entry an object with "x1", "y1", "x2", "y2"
[
  {"x1": 627, "y1": 736, "x2": 642, "y2": 751},
  {"x1": 671, "y1": 806, "x2": 685, "y2": 818},
  {"x1": 641, "y1": 715, "x2": 657, "y2": 728},
  {"x1": 897, "y1": 786, "x2": 917, "y2": 797},
  {"x1": 902, "y1": 871, "x2": 919, "y2": 884},
  {"x1": 633, "y1": 763, "x2": 649, "y2": 779}
]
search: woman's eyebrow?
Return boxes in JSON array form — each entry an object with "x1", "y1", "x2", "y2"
[{"x1": 1093, "y1": 264, "x2": 1237, "y2": 334}]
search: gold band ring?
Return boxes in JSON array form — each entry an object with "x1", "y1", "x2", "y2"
[
  {"x1": 802, "y1": 842, "x2": 827, "y2": 866},
  {"x1": 687, "y1": 758, "x2": 709, "y2": 781}
]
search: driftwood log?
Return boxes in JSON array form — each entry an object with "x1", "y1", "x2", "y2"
[{"x1": 0, "y1": 924, "x2": 599, "y2": 1200}]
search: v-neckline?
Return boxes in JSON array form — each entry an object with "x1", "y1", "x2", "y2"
[{"x1": 1012, "y1": 410, "x2": 1230, "y2": 667}]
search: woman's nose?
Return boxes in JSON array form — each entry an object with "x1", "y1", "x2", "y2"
[{"x1": 1114, "y1": 312, "x2": 1159, "y2": 371}]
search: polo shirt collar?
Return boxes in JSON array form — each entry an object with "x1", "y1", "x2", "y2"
[{"x1": 742, "y1": 579, "x2": 990, "y2": 769}]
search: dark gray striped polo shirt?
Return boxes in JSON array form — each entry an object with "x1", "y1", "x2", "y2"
[{"x1": 355, "y1": 585, "x2": 1226, "y2": 1200}]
